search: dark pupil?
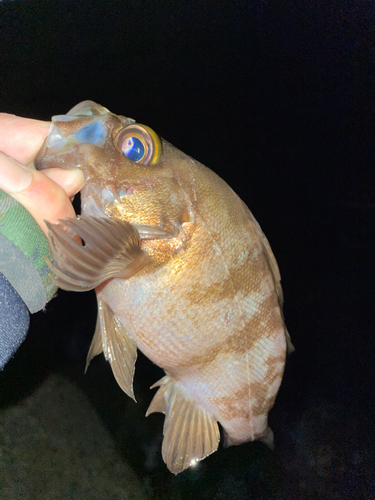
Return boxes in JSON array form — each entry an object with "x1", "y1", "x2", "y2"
[{"x1": 122, "y1": 136, "x2": 145, "y2": 162}]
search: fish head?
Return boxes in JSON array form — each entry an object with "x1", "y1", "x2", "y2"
[{"x1": 36, "y1": 101, "x2": 195, "y2": 232}]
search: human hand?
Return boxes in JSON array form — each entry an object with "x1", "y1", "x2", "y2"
[{"x1": 0, "y1": 113, "x2": 84, "y2": 236}]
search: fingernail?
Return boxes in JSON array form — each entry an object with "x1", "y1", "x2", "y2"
[
  {"x1": 0, "y1": 151, "x2": 33, "y2": 193},
  {"x1": 70, "y1": 169, "x2": 86, "y2": 195}
]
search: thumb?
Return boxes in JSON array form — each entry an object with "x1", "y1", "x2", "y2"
[{"x1": 0, "y1": 152, "x2": 84, "y2": 236}]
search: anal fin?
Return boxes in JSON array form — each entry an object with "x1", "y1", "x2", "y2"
[{"x1": 146, "y1": 376, "x2": 220, "y2": 474}]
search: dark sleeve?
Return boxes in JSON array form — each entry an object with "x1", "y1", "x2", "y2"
[{"x1": 0, "y1": 272, "x2": 30, "y2": 370}]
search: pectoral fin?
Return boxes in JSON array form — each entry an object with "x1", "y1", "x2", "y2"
[
  {"x1": 86, "y1": 299, "x2": 137, "y2": 401},
  {"x1": 45, "y1": 215, "x2": 154, "y2": 291},
  {"x1": 146, "y1": 376, "x2": 220, "y2": 474}
]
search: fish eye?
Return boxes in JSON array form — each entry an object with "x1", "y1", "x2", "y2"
[{"x1": 113, "y1": 124, "x2": 163, "y2": 165}]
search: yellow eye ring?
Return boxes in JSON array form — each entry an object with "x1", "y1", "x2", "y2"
[{"x1": 113, "y1": 124, "x2": 163, "y2": 165}]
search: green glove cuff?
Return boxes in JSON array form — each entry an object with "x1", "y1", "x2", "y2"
[{"x1": 0, "y1": 190, "x2": 58, "y2": 313}]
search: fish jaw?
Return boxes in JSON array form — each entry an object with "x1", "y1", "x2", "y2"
[
  {"x1": 35, "y1": 101, "x2": 136, "y2": 217},
  {"x1": 36, "y1": 101, "x2": 132, "y2": 172},
  {"x1": 35, "y1": 102, "x2": 128, "y2": 215}
]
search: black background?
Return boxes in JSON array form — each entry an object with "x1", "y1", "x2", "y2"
[{"x1": 1, "y1": 1, "x2": 374, "y2": 498}]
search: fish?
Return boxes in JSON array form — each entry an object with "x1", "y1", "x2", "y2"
[{"x1": 35, "y1": 100, "x2": 293, "y2": 474}]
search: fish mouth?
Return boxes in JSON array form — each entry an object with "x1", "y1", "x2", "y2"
[
  {"x1": 36, "y1": 101, "x2": 136, "y2": 173},
  {"x1": 45, "y1": 100, "x2": 116, "y2": 155},
  {"x1": 36, "y1": 107, "x2": 124, "y2": 171},
  {"x1": 41, "y1": 116, "x2": 108, "y2": 161}
]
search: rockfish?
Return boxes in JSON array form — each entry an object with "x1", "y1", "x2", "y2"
[{"x1": 35, "y1": 101, "x2": 292, "y2": 474}]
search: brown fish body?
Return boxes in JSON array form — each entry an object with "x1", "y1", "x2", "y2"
[{"x1": 36, "y1": 101, "x2": 291, "y2": 473}]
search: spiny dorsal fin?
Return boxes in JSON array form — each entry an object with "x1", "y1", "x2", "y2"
[
  {"x1": 146, "y1": 376, "x2": 220, "y2": 474},
  {"x1": 97, "y1": 299, "x2": 137, "y2": 401}
]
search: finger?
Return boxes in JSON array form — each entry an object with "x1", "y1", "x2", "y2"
[
  {"x1": 43, "y1": 168, "x2": 85, "y2": 198},
  {"x1": 0, "y1": 114, "x2": 51, "y2": 165},
  {"x1": 0, "y1": 152, "x2": 76, "y2": 236}
]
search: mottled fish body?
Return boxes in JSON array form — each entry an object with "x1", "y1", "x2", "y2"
[{"x1": 36, "y1": 101, "x2": 292, "y2": 474}]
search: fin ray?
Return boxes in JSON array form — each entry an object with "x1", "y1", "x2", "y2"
[
  {"x1": 98, "y1": 299, "x2": 137, "y2": 401},
  {"x1": 134, "y1": 224, "x2": 175, "y2": 240},
  {"x1": 146, "y1": 376, "x2": 220, "y2": 474},
  {"x1": 45, "y1": 216, "x2": 150, "y2": 291}
]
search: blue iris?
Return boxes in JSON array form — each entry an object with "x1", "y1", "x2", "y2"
[{"x1": 122, "y1": 137, "x2": 145, "y2": 162}]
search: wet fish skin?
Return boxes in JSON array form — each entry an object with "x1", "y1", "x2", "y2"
[{"x1": 36, "y1": 101, "x2": 292, "y2": 474}]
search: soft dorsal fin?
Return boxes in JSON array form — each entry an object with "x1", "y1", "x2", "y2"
[
  {"x1": 146, "y1": 376, "x2": 220, "y2": 474},
  {"x1": 86, "y1": 298, "x2": 137, "y2": 401}
]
